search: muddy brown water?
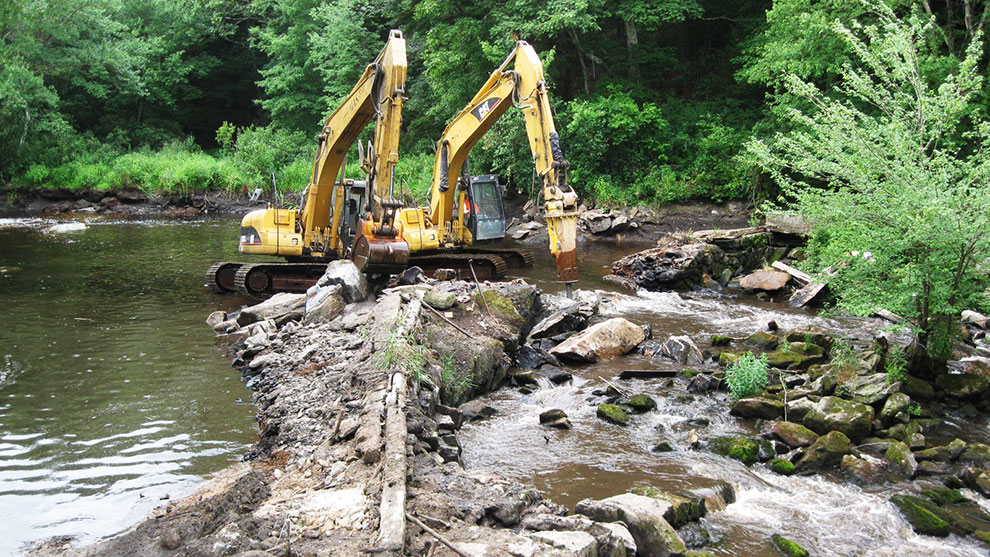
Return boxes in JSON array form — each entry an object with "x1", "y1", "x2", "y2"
[{"x1": 1, "y1": 217, "x2": 987, "y2": 556}]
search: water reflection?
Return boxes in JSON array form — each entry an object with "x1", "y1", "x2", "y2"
[{"x1": 0, "y1": 218, "x2": 255, "y2": 554}]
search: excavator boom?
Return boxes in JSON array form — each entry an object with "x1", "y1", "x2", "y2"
[{"x1": 410, "y1": 41, "x2": 579, "y2": 283}]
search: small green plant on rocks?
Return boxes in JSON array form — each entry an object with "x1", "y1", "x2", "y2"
[
  {"x1": 885, "y1": 347, "x2": 908, "y2": 385},
  {"x1": 440, "y1": 354, "x2": 475, "y2": 392},
  {"x1": 907, "y1": 403, "x2": 922, "y2": 416},
  {"x1": 725, "y1": 352, "x2": 768, "y2": 399}
]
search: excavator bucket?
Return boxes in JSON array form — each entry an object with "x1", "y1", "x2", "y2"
[{"x1": 351, "y1": 234, "x2": 410, "y2": 274}]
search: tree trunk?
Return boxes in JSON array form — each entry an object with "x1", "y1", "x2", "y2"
[
  {"x1": 624, "y1": 18, "x2": 639, "y2": 81},
  {"x1": 568, "y1": 29, "x2": 590, "y2": 95}
]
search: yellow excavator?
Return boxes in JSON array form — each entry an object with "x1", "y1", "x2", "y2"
[
  {"x1": 207, "y1": 30, "x2": 410, "y2": 298},
  {"x1": 398, "y1": 40, "x2": 579, "y2": 286},
  {"x1": 208, "y1": 36, "x2": 579, "y2": 297}
]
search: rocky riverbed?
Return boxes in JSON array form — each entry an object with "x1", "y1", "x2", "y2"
[{"x1": 29, "y1": 219, "x2": 990, "y2": 556}]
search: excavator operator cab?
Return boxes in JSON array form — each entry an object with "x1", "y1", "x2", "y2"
[
  {"x1": 335, "y1": 180, "x2": 367, "y2": 251},
  {"x1": 465, "y1": 174, "x2": 506, "y2": 242}
]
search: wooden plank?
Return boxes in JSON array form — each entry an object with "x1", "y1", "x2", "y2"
[
  {"x1": 788, "y1": 282, "x2": 827, "y2": 308},
  {"x1": 618, "y1": 369, "x2": 680, "y2": 379},
  {"x1": 873, "y1": 308, "x2": 905, "y2": 324},
  {"x1": 771, "y1": 261, "x2": 813, "y2": 284}
]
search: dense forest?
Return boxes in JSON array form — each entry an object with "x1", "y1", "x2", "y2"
[
  {"x1": 2, "y1": 0, "x2": 989, "y2": 369},
  {"x1": 0, "y1": 0, "x2": 978, "y2": 202}
]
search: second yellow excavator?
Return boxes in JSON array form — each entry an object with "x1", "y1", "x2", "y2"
[{"x1": 399, "y1": 40, "x2": 580, "y2": 286}]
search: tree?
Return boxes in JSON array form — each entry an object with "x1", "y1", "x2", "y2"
[{"x1": 748, "y1": 0, "x2": 990, "y2": 374}]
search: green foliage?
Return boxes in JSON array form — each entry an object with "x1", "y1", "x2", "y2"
[
  {"x1": 748, "y1": 1, "x2": 990, "y2": 365},
  {"x1": 907, "y1": 403, "x2": 922, "y2": 416},
  {"x1": 440, "y1": 354, "x2": 475, "y2": 392},
  {"x1": 725, "y1": 352, "x2": 769, "y2": 399},
  {"x1": 16, "y1": 140, "x2": 251, "y2": 193},
  {"x1": 564, "y1": 88, "x2": 668, "y2": 201},
  {"x1": 232, "y1": 126, "x2": 311, "y2": 192},
  {"x1": 885, "y1": 347, "x2": 908, "y2": 384}
]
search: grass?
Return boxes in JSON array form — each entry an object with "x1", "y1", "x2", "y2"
[{"x1": 725, "y1": 352, "x2": 769, "y2": 399}]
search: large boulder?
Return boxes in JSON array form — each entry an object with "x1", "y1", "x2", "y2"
[
  {"x1": 611, "y1": 243, "x2": 725, "y2": 291},
  {"x1": 845, "y1": 373, "x2": 898, "y2": 406},
  {"x1": 935, "y1": 373, "x2": 989, "y2": 399},
  {"x1": 880, "y1": 392, "x2": 912, "y2": 425},
  {"x1": 840, "y1": 454, "x2": 887, "y2": 484},
  {"x1": 574, "y1": 493, "x2": 687, "y2": 557},
  {"x1": 783, "y1": 326, "x2": 835, "y2": 350},
  {"x1": 237, "y1": 292, "x2": 306, "y2": 326},
  {"x1": 800, "y1": 396, "x2": 875, "y2": 442},
  {"x1": 898, "y1": 374, "x2": 935, "y2": 400},
  {"x1": 884, "y1": 440, "x2": 918, "y2": 478},
  {"x1": 659, "y1": 335, "x2": 704, "y2": 366},
  {"x1": 304, "y1": 283, "x2": 345, "y2": 324},
  {"x1": 795, "y1": 431, "x2": 850, "y2": 471},
  {"x1": 890, "y1": 496, "x2": 950, "y2": 537},
  {"x1": 730, "y1": 397, "x2": 784, "y2": 420},
  {"x1": 315, "y1": 260, "x2": 368, "y2": 303},
  {"x1": 770, "y1": 421, "x2": 819, "y2": 448},
  {"x1": 529, "y1": 302, "x2": 589, "y2": 339},
  {"x1": 550, "y1": 318, "x2": 646, "y2": 362},
  {"x1": 739, "y1": 270, "x2": 791, "y2": 291}
]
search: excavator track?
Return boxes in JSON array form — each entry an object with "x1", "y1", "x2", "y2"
[
  {"x1": 407, "y1": 252, "x2": 508, "y2": 281},
  {"x1": 206, "y1": 262, "x2": 243, "y2": 293},
  {"x1": 233, "y1": 262, "x2": 329, "y2": 299},
  {"x1": 461, "y1": 247, "x2": 534, "y2": 268}
]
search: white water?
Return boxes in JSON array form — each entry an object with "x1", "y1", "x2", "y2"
[{"x1": 459, "y1": 288, "x2": 987, "y2": 556}]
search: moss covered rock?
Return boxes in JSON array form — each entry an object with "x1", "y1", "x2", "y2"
[
  {"x1": 800, "y1": 396, "x2": 875, "y2": 442},
  {"x1": 885, "y1": 440, "x2": 919, "y2": 478},
  {"x1": 796, "y1": 431, "x2": 850, "y2": 471},
  {"x1": 625, "y1": 394, "x2": 657, "y2": 413},
  {"x1": 935, "y1": 373, "x2": 990, "y2": 400},
  {"x1": 920, "y1": 488, "x2": 965, "y2": 506},
  {"x1": 597, "y1": 403, "x2": 630, "y2": 426},
  {"x1": 784, "y1": 326, "x2": 834, "y2": 350},
  {"x1": 769, "y1": 458, "x2": 795, "y2": 475},
  {"x1": 771, "y1": 534, "x2": 809, "y2": 557},
  {"x1": 730, "y1": 396, "x2": 784, "y2": 420},
  {"x1": 770, "y1": 421, "x2": 819, "y2": 448},
  {"x1": 709, "y1": 436, "x2": 758, "y2": 465},
  {"x1": 744, "y1": 331, "x2": 779, "y2": 350},
  {"x1": 710, "y1": 334, "x2": 732, "y2": 347},
  {"x1": 891, "y1": 495, "x2": 950, "y2": 537}
]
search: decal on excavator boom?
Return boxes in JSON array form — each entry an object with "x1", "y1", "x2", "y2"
[{"x1": 471, "y1": 98, "x2": 501, "y2": 121}]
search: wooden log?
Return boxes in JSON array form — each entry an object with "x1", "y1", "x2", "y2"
[
  {"x1": 377, "y1": 372, "x2": 408, "y2": 552},
  {"x1": 618, "y1": 369, "x2": 680, "y2": 379},
  {"x1": 788, "y1": 282, "x2": 828, "y2": 308},
  {"x1": 873, "y1": 308, "x2": 905, "y2": 324},
  {"x1": 771, "y1": 261, "x2": 813, "y2": 285}
]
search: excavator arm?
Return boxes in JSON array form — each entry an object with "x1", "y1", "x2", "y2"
[
  {"x1": 425, "y1": 41, "x2": 579, "y2": 283},
  {"x1": 221, "y1": 30, "x2": 408, "y2": 298},
  {"x1": 305, "y1": 29, "x2": 407, "y2": 261}
]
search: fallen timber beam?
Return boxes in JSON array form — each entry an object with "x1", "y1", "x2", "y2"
[
  {"x1": 376, "y1": 293, "x2": 423, "y2": 553},
  {"x1": 618, "y1": 369, "x2": 680, "y2": 379},
  {"x1": 771, "y1": 260, "x2": 813, "y2": 284}
]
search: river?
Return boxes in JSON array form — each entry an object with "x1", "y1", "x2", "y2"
[
  {"x1": 1, "y1": 215, "x2": 987, "y2": 556},
  {"x1": 0, "y1": 216, "x2": 256, "y2": 555}
]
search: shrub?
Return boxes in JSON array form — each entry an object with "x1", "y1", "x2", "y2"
[
  {"x1": 563, "y1": 89, "x2": 669, "y2": 200},
  {"x1": 725, "y1": 352, "x2": 769, "y2": 399},
  {"x1": 748, "y1": 2, "x2": 990, "y2": 369}
]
